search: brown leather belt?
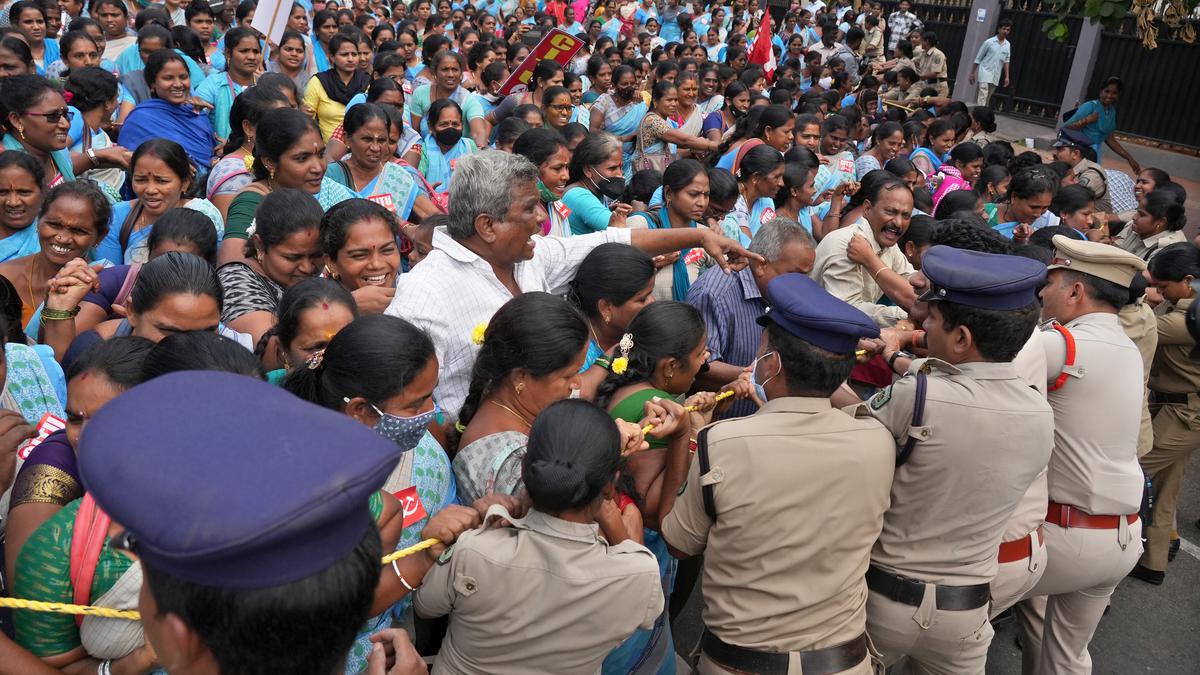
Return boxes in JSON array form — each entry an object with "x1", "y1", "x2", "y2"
[
  {"x1": 700, "y1": 630, "x2": 867, "y2": 675},
  {"x1": 866, "y1": 565, "x2": 990, "y2": 610},
  {"x1": 997, "y1": 525, "x2": 1043, "y2": 563},
  {"x1": 1046, "y1": 501, "x2": 1138, "y2": 530}
]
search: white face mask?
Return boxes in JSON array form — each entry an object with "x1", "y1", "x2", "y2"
[{"x1": 818, "y1": 76, "x2": 833, "y2": 89}]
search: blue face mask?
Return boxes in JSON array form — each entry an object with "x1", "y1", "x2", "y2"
[
  {"x1": 371, "y1": 402, "x2": 440, "y2": 452},
  {"x1": 749, "y1": 351, "x2": 779, "y2": 403}
]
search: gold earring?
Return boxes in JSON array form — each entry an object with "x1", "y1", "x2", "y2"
[
  {"x1": 515, "y1": 382, "x2": 525, "y2": 395},
  {"x1": 17, "y1": 127, "x2": 25, "y2": 141},
  {"x1": 603, "y1": 314, "x2": 611, "y2": 324}
]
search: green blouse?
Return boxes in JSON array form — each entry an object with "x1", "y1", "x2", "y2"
[
  {"x1": 14, "y1": 499, "x2": 133, "y2": 657},
  {"x1": 609, "y1": 387, "x2": 677, "y2": 449}
]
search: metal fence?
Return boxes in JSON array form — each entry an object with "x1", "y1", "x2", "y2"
[
  {"x1": 1088, "y1": 15, "x2": 1200, "y2": 150},
  {"x1": 994, "y1": 0, "x2": 1084, "y2": 121},
  {"x1": 881, "y1": 0, "x2": 973, "y2": 91}
]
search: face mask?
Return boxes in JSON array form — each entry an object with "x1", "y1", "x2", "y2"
[
  {"x1": 589, "y1": 167, "x2": 626, "y2": 201},
  {"x1": 818, "y1": 76, "x2": 833, "y2": 90},
  {"x1": 537, "y1": 179, "x2": 560, "y2": 203},
  {"x1": 372, "y1": 403, "x2": 439, "y2": 452},
  {"x1": 568, "y1": 387, "x2": 581, "y2": 399},
  {"x1": 434, "y1": 127, "x2": 462, "y2": 146},
  {"x1": 749, "y1": 351, "x2": 779, "y2": 403}
]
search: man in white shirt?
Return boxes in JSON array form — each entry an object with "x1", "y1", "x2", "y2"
[
  {"x1": 811, "y1": 174, "x2": 915, "y2": 327},
  {"x1": 970, "y1": 19, "x2": 1012, "y2": 106},
  {"x1": 386, "y1": 150, "x2": 760, "y2": 419}
]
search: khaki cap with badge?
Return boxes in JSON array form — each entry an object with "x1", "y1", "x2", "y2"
[{"x1": 1048, "y1": 234, "x2": 1147, "y2": 286}]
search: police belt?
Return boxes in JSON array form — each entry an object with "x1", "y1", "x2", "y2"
[
  {"x1": 866, "y1": 565, "x2": 990, "y2": 610},
  {"x1": 1149, "y1": 390, "x2": 1195, "y2": 405},
  {"x1": 700, "y1": 630, "x2": 868, "y2": 675}
]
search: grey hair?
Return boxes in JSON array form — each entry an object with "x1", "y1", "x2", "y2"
[
  {"x1": 446, "y1": 150, "x2": 539, "y2": 240},
  {"x1": 748, "y1": 217, "x2": 815, "y2": 261}
]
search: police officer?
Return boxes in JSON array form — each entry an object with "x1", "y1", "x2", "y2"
[
  {"x1": 863, "y1": 246, "x2": 1054, "y2": 674},
  {"x1": 661, "y1": 273, "x2": 895, "y2": 675},
  {"x1": 1016, "y1": 235, "x2": 1147, "y2": 674},
  {"x1": 914, "y1": 30, "x2": 949, "y2": 98},
  {"x1": 77, "y1": 371, "x2": 471, "y2": 675}
]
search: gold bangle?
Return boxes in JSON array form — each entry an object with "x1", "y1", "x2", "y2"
[
  {"x1": 41, "y1": 307, "x2": 80, "y2": 321},
  {"x1": 871, "y1": 266, "x2": 888, "y2": 279}
]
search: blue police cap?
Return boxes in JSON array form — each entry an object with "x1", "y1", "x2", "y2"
[
  {"x1": 756, "y1": 273, "x2": 880, "y2": 352},
  {"x1": 79, "y1": 371, "x2": 400, "y2": 589},
  {"x1": 918, "y1": 245, "x2": 1047, "y2": 310},
  {"x1": 1054, "y1": 127, "x2": 1093, "y2": 149}
]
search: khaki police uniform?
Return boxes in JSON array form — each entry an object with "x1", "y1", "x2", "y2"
[
  {"x1": 864, "y1": 357, "x2": 1054, "y2": 675},
  {"x1": 662, "y1": 398, "x2": 895, "y2": 675},
  {"x1": 414, "y1": 506, "x2": 663, "y2": 675},
  {"x1": 1016, "y1": 235, "x2": 1147, "y2": 675},
  {"x1": 915, "y1": 46, "x2": 949, "y2": 97},
  {"x1": 1072, "y1": 158, "x2": 1112, "y2": 214},
  {"x1": 1120, "y1": 297, "x2": 1159, "y2": 458},
  {"x1": 1139, "y1": 296, "x2": 1200, "y2": 572},
  {"x1": 989, "y1": 335, "x2": 1052, "y2": 618}
]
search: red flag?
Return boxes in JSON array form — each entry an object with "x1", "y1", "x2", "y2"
[{"x1": 748, "y1": 12, "x2": 777, "y2": 81}]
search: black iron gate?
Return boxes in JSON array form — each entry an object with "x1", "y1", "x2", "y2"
[
  {"x1": 881, "y1": 0, "x2": 972, "y2": 91},
  {"x1": 1088, "y1": 15, "x2": 1200, "y2": 150},
  {"x1": 993, "y1": 0, "x2": 1083, "y2": 121}
]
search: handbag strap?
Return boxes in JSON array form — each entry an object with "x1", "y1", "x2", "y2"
[
  {"x1": 112, "y1": 262, "x2": 143, "y2": 311},
  {"x1": 70, "y1": 494, "x2": 112, "y2": 627}
]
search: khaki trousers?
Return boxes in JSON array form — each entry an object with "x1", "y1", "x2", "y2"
[
  {"x1": 1139, "y1": 403, "x2": 1200, "y2": 571},
  {"x1": 1017, "y1": 518, "x2": 1142, "y2": 674},
  {"x1": 865, "y1": 587, "x2": 991, "y2": 675},
  {"x1": 989, "y1": 527, "x2": 1048, "y2": 618},
  {"x1": 696, "y1": 652, "x2": 874, "y2": 675}
]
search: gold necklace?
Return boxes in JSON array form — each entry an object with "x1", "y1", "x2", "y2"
[
  {"x1": 26, "y1": 255, "x2": 40, "y2": 307},
  {"x1": 490, "y1": 400, "x2": 533, "y2": 427}
]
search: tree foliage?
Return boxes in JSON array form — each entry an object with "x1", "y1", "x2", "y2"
[{"x1": 1042, "y1": 0, "x2": 1198, "y2": 48}]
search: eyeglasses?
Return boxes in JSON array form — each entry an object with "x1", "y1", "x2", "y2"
[
  {"x1": 23, "y1": 108, "x2": 74, "y2": 124},
  {"x1": 547, "y1": 104, "x2": 573, "y2": 112}
]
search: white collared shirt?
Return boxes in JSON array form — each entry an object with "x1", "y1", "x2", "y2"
[{"x1": 386, "y1": 227, "x2": 633, "y2": 419}]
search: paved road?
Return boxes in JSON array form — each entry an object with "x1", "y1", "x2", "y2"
[{"x1": 670, "y1": 448, "x2": 1200, "y2": 673}]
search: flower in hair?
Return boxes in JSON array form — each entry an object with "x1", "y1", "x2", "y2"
[
  {"x1": 471, "y1": 322, "x2": 488, "y2": 345},
  {"x1": 62, "y1": 90, "x2": 73, "y2": 103},
  {"x1": 244, "y1": 153, "x2": 255, "y2": 172},
  {"x1": 611, "y1": 332, "x2": 634, "y2": 374}
]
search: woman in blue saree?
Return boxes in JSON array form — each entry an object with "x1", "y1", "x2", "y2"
[
  {"x1": 310, "y1": 9, "x2": 338, "y2": 73},
  {"x1": 417, "y1": 99, "x2": 477, "y2": 196},
  {"x1": 588, "y1": 64, "x2": 647, "y2": 179},
  {"x1": 9, "y1": 1, "x2": 60, "y2": 76},
  {"x1": 1064, "y1": 75, "x2": 1141, "y2": 173},
  {"x1": 324, "y1": 103, "x2": 425, "y2": 221},
  {"x1": 1, "y1": 76, "x2": 77, "y2": 189},
  {"x1": 118, "y1": 50, "x2": 216, "y2": 169},
  {"x1": 0, "y1": 152, "x2": 47, "y2": 264}
]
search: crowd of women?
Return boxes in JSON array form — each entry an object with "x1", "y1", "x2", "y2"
[{"x1": 0, "y1": 0, "x2": 1192, "y2": 673}]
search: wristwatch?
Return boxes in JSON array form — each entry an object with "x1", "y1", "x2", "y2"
[
  {"x1": 86, "y1": 148, "x2": 99, "y2": 168},
  {"x1": 888, "y1": 350, "x2": 914, "y2": 374}
]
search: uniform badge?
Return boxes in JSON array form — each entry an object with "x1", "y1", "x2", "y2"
[
  {"x1": 437, "y1": 544, "x2": 456, "y2": 565},
  {"x1": 869, "y1": 385, "x2": 892, "y2": 410}
]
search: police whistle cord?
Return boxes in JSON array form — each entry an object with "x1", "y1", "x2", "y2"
[{"x1": 0, "y1": 537, "x2": 444, "y2": 621}]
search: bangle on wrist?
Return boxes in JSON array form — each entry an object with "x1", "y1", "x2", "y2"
[
  {"x1": 871, "y1": 265, "x2": 888, "y2": 279},
  {"x1": 392, "y1": 559, "x2": 419, "y2": 591},
  {"x1": 41, "y1": 306, "x2": 80, "y2": 321},
  {"x1": 98, "y1": 659, "x2": 113, "y2": 675}
]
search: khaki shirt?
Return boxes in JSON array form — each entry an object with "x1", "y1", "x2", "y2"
[
  {"x1": 1002, "y1": 334, "x2": 1051, "y2": 542},
  {"x1": 415, "y1": 507, "x2": 663, "y2": 675},
  {"x1": 866, "y1": 359, "x2": 1054, "y2": 585},
  {"x1": 1072, "y1": 158, "x2": 1112, "y2": 213},
  {"x1": 811, "y1": 219, "x2": 914, "y2": 327},
  {"x1": 1149, "y1": 296, "x2": 1200, "y2": 395},
  {"x1": 661, "y1": 397, "x2": 894, "y2": 652},
  {"x1": 916, "y1": 46, "x2": 947, "y2": 80},
  {"x1": 1114, "y1": 227, "x2": 1187, "y2": 262},
  {"x1": 1038, "y1": 312, "x2": 1145, "y2": 514},
  {"x1": 1120, "y1": 299, "x2": 1159, "y2": 457}
]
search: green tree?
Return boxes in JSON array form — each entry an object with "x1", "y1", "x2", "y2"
[{"x1": 1042, "y1": 0, "x2": 1198, "y2": 48}]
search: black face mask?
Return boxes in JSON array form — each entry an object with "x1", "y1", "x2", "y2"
[
  {"x1": 434, "y1": 127, "x2": 462, "y2": 146},
  {"x1": 617, "y1": 86, "x2": 637, "y2": 100},
  {"x1": 590, "y1": 167, "x2": 625, "y2": 200},
  {"x1": 730, "y1": 106, "x2": 747, "y2": 118}
]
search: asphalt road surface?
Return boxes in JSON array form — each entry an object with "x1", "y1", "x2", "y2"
[{"x1": 671, "y1": 450, "x2": 1200, "y2": 674}]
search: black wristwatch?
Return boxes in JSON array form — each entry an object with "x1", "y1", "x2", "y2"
[{"x1": 888, "y1": 350, "x2": 913, "y2": 374}]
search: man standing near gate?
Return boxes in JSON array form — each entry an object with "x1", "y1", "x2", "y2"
[{"x1": 970, "y1": 18, "x2": 1013, "y2": 107}]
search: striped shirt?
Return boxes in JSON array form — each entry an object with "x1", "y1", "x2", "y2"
[{"x1": 686, "y1": 266, "x2": 767, "y2": 418}]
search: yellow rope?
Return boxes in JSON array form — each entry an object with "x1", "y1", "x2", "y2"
[
  {"x1": 641, "y1": 390, "x2": 735, "y2": 435},
  {"x1": 2, "y1": 537, "x2": 445, "y2": 620},
  {"x1": 0, "y1": 598, "x2": 141, "y2": 620}
]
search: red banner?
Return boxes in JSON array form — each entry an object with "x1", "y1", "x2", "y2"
[{"x1": 498, "y1": 29, "x2": 584, "y2": 97}]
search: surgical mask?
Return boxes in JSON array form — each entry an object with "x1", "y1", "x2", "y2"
[
  {"x1": 818, "y1": 76, "x2": 833, "y2": 90},
  {"x1": 371, "y1": 402, "x2": 440, "y2": 452},
  {"x1": 589, "y1": 167, "x2": 626, "y2": 201},
  {"x1": 749, "y1": 351, "x2": 779, "y2": 403},
  {"x1": 730, "y1": 105, "x2": 746, "y2": 118},
  {"x1": 434, "y1": 127, "x2": 462, "y2": 146}
]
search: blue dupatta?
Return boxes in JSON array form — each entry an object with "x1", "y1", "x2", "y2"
[
  {"x1": 325, "y1": 162, "x2": 420, "y2": 220},
  {"x1": 311, "y1": 37, "x2": 330, "y2": 72},
  {"x1": 909, "y1": 146, "x2": 944, "y2": 174},
  {"x1": 118, "y1": 99, "x2": 215, "y2": 168},
  {"x1": 417, "y1": 136, "x2": 477, "y2": 194},
  {"x1": 0, "y1": 225, "x2": 41, "y2": 263},
  {"x1": 602, "y1": 99, "x2": 647, "y2": 178},
  {"x1": 2, "y1": 134, "x2": 74, "y2": 183},
  {"x1": 644, "y1": 205, "x2": 695, "y2": 301}
]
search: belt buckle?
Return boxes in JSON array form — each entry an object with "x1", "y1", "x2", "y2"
[{"x1": 1059, "y1": 503, "x2": 1073, "y2": 529}]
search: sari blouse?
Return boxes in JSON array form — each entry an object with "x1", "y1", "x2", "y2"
[{"x1": 10, "y1": 431, "x2": 80, "y2": 509}]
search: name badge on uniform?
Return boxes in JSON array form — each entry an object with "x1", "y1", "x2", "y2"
[
  {"x1": 838, "y1": 157, "x2": 855, "y2": 174},
  {"x1": 759, "y1": 207, "x2": 776, "y2": 224},
  {"x1": 367, "y1": 193, "x2": 395, "y2": 211},
  {"x1": 684, "y1": 248, "x2": 705, "y2": 265},
  {"x1": 17, "y1": 413, "x2": 67, "y2": 460},
  {"x1": 393, "y1": 486, "x2": 428, "y2": 528}
]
